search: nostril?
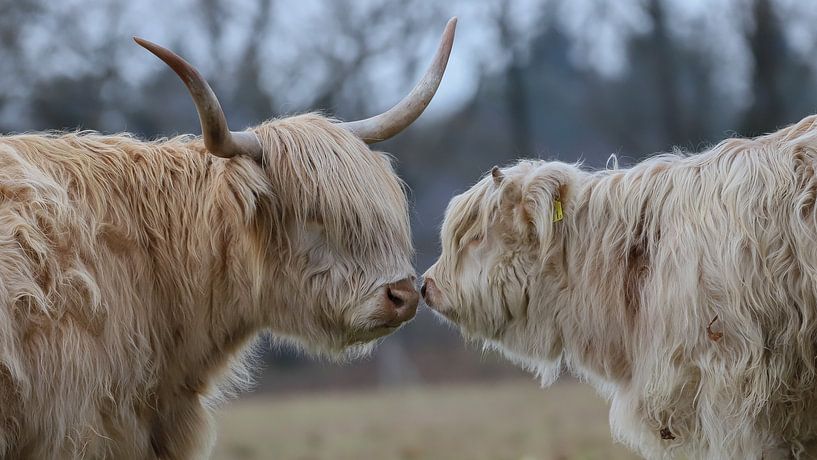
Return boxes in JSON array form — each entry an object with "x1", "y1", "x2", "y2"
[
  {"x1": 420, "y1": 282, "x2": 427, "y2": 299},
  {"x1": 385, "y1": 278, "x2": 419, "y2": 323},
  {"x1": 387, "y1": 288, "x2": 405, "y2": 308}
]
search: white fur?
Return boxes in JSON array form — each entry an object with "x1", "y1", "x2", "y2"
[{"x1": 425, "y1": 115, "x2": 817, "y2": 459}]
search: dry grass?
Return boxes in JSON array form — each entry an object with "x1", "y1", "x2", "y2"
[{"x1": 213, "y1": 379, "x2": 638, "y2": 460}]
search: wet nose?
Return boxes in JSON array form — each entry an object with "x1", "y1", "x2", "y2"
[
  {"x1": 385, "y1": 277, "x2": 419, "y2": 324},
  {"x1": 421, "y1": 277, "x2": 436, "y2": 305}
]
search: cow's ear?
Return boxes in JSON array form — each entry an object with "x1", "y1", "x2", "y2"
[
  {"x1": 491, "y1": 166, "x2": 504, "y2": 185},
  {"x1": 514, "y1": 164, "x2": 574, "y2": 250}
]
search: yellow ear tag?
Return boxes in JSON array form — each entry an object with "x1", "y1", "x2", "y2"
[{"x1": 552, "y1": 200, "x2": 564, "y2": 222}]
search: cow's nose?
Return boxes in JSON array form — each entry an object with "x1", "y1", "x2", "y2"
[
  {"x1": 385, "y1": 277, "x2": 419, "y2": 324},
  {"x1": 421, "y1": 277, "x2": 437, "y2": 305}
]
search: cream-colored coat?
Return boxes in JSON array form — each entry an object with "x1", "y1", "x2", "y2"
[{"x1": 425, "y1": 115, "x2": 817, "y2": 459}]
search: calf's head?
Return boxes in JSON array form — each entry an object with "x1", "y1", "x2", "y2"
[
  {"x1": 135, "y1": 19, "x2": 456, "y2": 356},
  {"x1": 423, "y1": 160, "x2": 581, "y2": 379}
]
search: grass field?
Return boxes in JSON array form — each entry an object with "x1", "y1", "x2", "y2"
[{"x1": 213, "y1": 379, "x2": 638, "y2": 460}]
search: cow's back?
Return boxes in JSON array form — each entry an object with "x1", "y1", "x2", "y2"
[{"x1": 603, "y1": 115, "x2": 817, "y2": 457}]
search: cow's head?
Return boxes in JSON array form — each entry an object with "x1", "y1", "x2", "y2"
[
  {"x1": 135, "y1": 19, "x2": 456, "y2": 357},
  {"x1": 422, "y1": 160, "x2": 581, "y2": 381}
]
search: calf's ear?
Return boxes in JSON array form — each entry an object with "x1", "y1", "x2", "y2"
[{"x1": 512, "y1": 164, "x2": 574, "y2": 251}]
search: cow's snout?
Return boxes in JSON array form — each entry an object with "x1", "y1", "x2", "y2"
[{"x1": 384, "y1": 277, "x2": 419, "y2": 325}]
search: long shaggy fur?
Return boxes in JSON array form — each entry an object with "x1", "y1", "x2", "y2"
[
  {"x1": 0, "y1": 113, "x2": 414, "y2": 459},
  {"x1": 425, "y1": 115, "x2": 817, "y2": 459}
]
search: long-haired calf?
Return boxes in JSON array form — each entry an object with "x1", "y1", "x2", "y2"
[{"x1": 424, "y1": 114, "x2": 817, "y2": 459}]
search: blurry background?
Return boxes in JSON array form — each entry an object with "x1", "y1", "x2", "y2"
[{"x1": 2, "y1": 0, "x2": 817, "y2": 458}]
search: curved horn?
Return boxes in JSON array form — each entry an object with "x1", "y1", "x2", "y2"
[
  {"x1": 133, "y1": 37, "x2": 263, "y2": 160},
  {"x1": 338, "y1": 17, "x2": 458, "y2": 144}
]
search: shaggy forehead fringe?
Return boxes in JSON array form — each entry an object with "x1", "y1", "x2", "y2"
[{"x1": 255, "y1": 113, "x2": 413, "y2": 263}]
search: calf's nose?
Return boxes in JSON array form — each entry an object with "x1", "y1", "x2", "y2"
[
  {"x1": 421, "y1": 277, "x2": 437, "y2": 306},
  {"x1": 385, "y1": 277, "x2": 419, "y2": 324}
]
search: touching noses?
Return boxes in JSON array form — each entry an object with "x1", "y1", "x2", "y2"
[{"x1": 385, "y1": 278, "x2": 419, "y2": 325}]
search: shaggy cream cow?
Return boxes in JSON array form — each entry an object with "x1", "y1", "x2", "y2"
[
  {"x1": 0, "y1": 18, "x2": 456, "y2": 459},
  {"x1": 423, "y1": 114, "x2": 817, "y2": 459}
]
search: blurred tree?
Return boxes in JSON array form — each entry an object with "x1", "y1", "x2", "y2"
[
  {"x1": 494, "y1": 0, "x2": 538, "y2": 156},
  {"x1": 231, "y1": 0, "x2": 276, "y2": 125},
  {"x1": 645, "y1": 0, "x2": 683, "y2": 146},
  {"x1": 741, "y1": 0, "x2": 786, "y2": 136}
]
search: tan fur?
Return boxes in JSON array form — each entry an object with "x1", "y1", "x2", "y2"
[
  {"x1": 425, "y1": 115, "x2": 817, "y2": 459},
  {"x1": 0, "y1": 113, "x2": 414, "y2": 459}
]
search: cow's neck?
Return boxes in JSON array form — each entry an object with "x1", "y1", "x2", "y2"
[
  {"x1": 557, "y1": 174, "x2": 637, "y2": 385},
  {"x1": 88, "y1": 140, "x2": 270, "y2": 399}
]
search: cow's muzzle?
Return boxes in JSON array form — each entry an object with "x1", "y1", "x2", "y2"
[
  {"x1": 383, "y1": 277, "x2": 419, "y2": 326},
  {"x1": 420, "y1": 277, "x2": 437, "y2": 308}
]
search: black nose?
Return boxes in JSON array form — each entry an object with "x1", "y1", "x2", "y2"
[{"x1": 420, "y1": 282, "x2": 428, "y2": 299}]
